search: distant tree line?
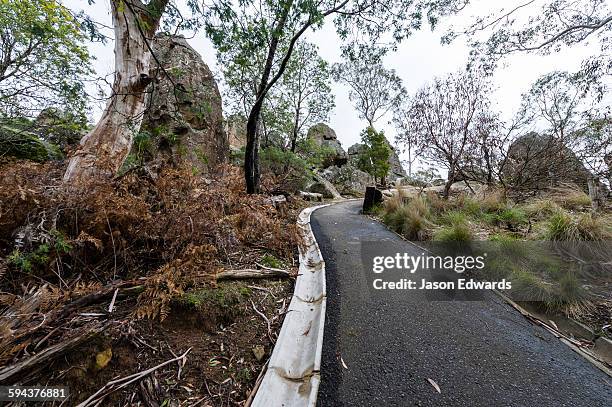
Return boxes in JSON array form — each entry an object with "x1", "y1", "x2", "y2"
[{"x1": 0, "y1": 0, "x2": 609, "y2": 201}]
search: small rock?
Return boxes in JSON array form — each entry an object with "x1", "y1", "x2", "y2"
[{"x1": 94, "y1": 348, "x2": 112, "y2": 370}]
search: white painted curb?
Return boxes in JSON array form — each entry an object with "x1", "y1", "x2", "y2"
[{"x1": 251, "y1": 204, "x2": 329, "y2": 407}]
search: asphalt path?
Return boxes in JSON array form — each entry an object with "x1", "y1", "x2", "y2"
[{"x1": 311, "y1": 200, "x2": 612, "y2": 407}]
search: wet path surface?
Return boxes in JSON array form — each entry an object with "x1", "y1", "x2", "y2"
[{"x1": 312, "y1": 200, "x2": 611, "y2": 407}]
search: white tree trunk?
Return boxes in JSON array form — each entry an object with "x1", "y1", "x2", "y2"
[{"x1": 64, "y1": 1, "x2": 163, "y2": 183}]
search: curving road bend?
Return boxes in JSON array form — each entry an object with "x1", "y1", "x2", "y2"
[{"x1": 311, "y1": 200, "x2": 611, "y2": 407}]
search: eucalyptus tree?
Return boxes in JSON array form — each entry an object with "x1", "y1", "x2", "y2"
[
  {"x1": 397, "y1": 70, "x2": 493, "y2": 198},
  {"x1": 333, "y1": 45, "x2": 406, "y2": 128},
  {"x1": 0, "y1": 0, "x2": 91, "y2": 118},
  {"x1": 393, "y1": 106, "x2": 420, "y2": 176},
  {"x1": 280, "y1": 42, "x2": 335, "y2": 152},
  {"x1": 205, "y1": 0, "x2": 469, "y2": 193},
  {"x1": 446, "y1": 0, "x2": 612, "y2": 85},
  {"x1": 63, "y1": 0, "x2": 176, "y2": 182}
]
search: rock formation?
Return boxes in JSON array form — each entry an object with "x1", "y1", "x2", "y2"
[
  {"x1": 140, "y1": 34, "x2": 228, "y2": 173},
  {"x1": 318, "y1": 165, "x2": 374, "y2": 196},
  {"x1": 502, "y1": 132, "x2": 592, "y2": 192},
  {"x1": 224, "y1": 114, "x2": 247, "y2": 151},
  {"x1": 306, "y1": 123, "x2": 347, "y2": 166}
]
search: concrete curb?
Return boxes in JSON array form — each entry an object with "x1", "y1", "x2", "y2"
[{"x1": 250, "y1": 204, "x2": 329, "y2": 407}]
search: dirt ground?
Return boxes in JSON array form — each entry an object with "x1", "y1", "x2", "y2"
[{"x1": 3, "y1": 279, "x2": 293, "y2": 407}]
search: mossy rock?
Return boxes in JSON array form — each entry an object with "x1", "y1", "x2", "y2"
[{"x1": 0, "y1": 125, "x2": 63, "y2": 161}]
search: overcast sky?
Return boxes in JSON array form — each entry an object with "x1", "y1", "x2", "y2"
[{"x1": 66, "y1": 0, "x2": 608, "y2": 172}]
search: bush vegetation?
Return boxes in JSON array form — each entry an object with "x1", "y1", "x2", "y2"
[{"x1": 375, "y1": 185, "x2": 609, "y2": 317}]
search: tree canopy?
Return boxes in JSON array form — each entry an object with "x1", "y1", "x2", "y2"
[
  {"x1": 358, "y1": 126, "x2": 391, "y2": 185},
  {"x1": 0, "y1": 0, "x2": 92, "y2": 118},
  {"x1": 333, "y1": 45, "x2": 406, "y2": 128}
]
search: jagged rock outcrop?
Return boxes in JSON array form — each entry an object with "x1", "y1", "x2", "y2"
[
  {"x1": 502, "y1": 132, "x2": 592, "y2": 192},
  {"x1": 306, "y1": 123, "x2": 347, "y2": 166},
  {"x1": 387, "y1": 144, "x2": 407, "y2": 180},
  {"x1": 224, "y1": 114, "x2": 247, "y2": 151},
  {"x1": 140, "y1": 34, "x2": 228, "y2": 173}
]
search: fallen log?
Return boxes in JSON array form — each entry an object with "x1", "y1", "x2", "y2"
[
  {"x1": 0, "y1": 325, "x2": 105, "y2": 384},
  {"x1": 298, "y1": 191, "x2": 323, "y2": 202},
  {"x1": 57, "y1": 282, "x2": 143, "y2": 320},
  {"x1": 216, "y1": 269, "x2": 291, "y2": 280}
]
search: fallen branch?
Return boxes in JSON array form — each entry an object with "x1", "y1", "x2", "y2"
[
  {"x1": 216, "y1": 269, "x2": 291, "y2": 281},
  {"x1": 57, "y1": 281, "x2": 143, "y2": 320},
  {"x1": 251, "y1": 300, "x2": 273, "y2": 342},
  {"x1": 0, "y1": 325, "x2": 104, "y2": 383},
  {"x1": 76, "y1": 348, "x2": 192, "y2": 407}
]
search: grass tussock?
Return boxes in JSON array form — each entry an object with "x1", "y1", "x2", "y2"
[
  {"x1": 478, "y1": 188, "x2": 507, "y2": 213},
  {"x1": 548, "y1": 184, "x2": 592, "y2": 210},
  {"x1": 509, "y1": 266, "x2": 592, "y2": 316},
  {"x1": 382, "y1": 195, "x2": 433, "y2": 240},
  {"x1": 523, "y1": 198, "x2": 563, "y2": 219},
  {"x1": 547, "y1": 211, "x2": 612, "y2": 241},
  {"x1": 434, "y1": 222, "x2": 473, "y2": 242},
  {"x1": 511, "y1": 269, "x2": 554, "y2": 303}
]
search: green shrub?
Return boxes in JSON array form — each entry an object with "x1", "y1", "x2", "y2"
[
  {"x1": 8, "y1": 244, "x2": 50, "y2": 273},
  {"x1": 295, "y1": 138, "x2": 337, "y2": 168},
  {"x1": 260, "y1": 146, "x2": 312, "y2": 191}
]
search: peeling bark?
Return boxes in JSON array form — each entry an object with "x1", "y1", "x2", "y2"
[{"x1": 64, "y1": 0, "x2": 168, "y2": 183}]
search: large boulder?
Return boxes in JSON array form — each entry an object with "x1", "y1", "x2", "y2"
[
  {"x1": 320, "y1": 165, "x2": 374, "y2": 196},
  {"x1": 306, "y1": 123, "x2": 347, "y2": 166},
  {"x1": 140, "y1": 34, "x2": 228, "y2": 173},
  {"x1": 502, "y1": 132, "x2": 592, "y2": 192},
  {"x1": 0, "y1": 119, "x2": 62, "y2": 162}
]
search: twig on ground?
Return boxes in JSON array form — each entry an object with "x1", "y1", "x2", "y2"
[
  {"x1": 244, "y1": 359, "x2": 269, "y2": 407},
  {"x1": 107, "y1": 288, "x2": 119, "y2": 313},
  {"x1": 250, "y1": 300, "x2": 273, "y2": 342},
  {"x1": 75, "y1": 348, "x2": 192, "y2": 407}
]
